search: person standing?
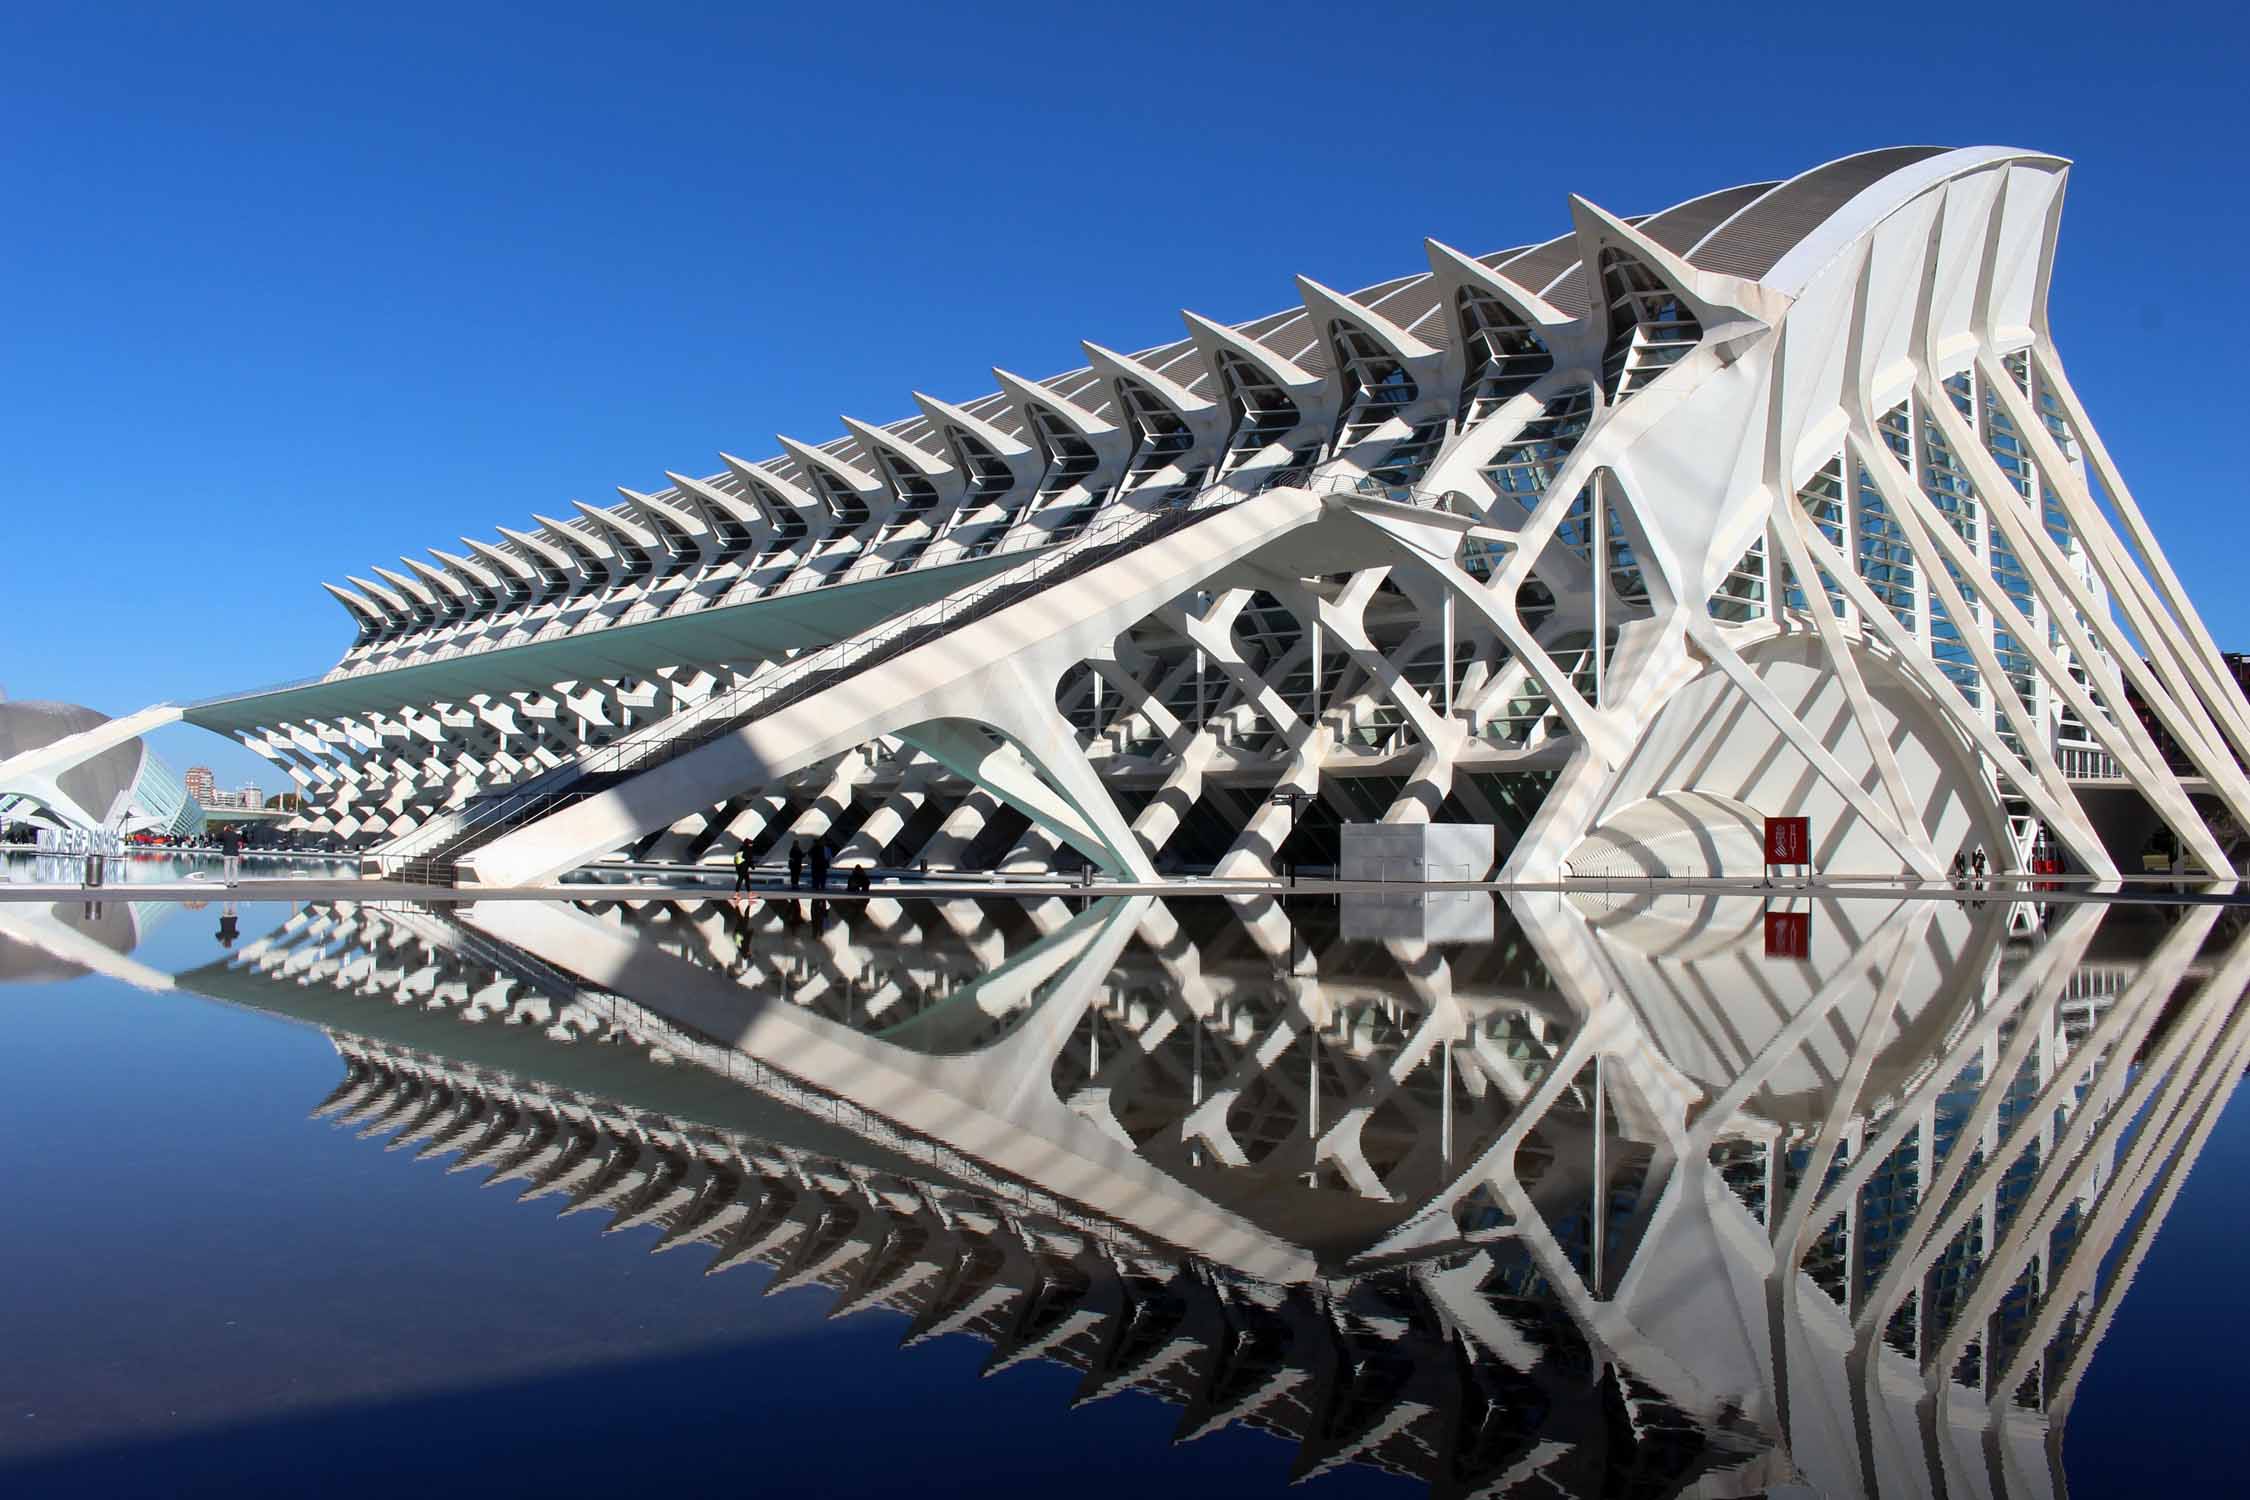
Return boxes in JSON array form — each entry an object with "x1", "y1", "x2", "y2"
[
  {"x1": 733, "y1": 842, "x2": 753, "y2": 893},
  {"x1": 809, "y1": 839, "x2": 830, "y2": 891},
  {"x1": 1971, "y1": 846, "x2": 1988, "y2": 888},
  {"x1": 218, "y1": 824, "x2": 243, "y2": 888},
  {"x1": 725, "y1": 897, "x2": 755, "y2": 975},
  {"x1": 788, "y1": 841, "x2": 805, "y2": 889}
]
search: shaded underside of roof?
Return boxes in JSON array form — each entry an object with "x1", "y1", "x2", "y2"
[
  {"x1": 1685, "y1": 146, "x2": 1950, "y2": 280},
  {"x1": 188, "y1": 549, "x2": 1026, "y2": 734}
]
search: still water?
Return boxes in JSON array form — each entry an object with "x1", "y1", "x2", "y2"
[
  {"x1": 0, "y1": 887, "x2": 2243, "y2": 1496},
  {"x1": 1, "y1": 848, "x2": 360, "y2": 887}
]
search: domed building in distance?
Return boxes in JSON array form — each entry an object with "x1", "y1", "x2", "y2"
[{"x1": 0, "y1": 696, "x2": 203, "y2": 841}]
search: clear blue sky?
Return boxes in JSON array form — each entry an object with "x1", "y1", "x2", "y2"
[{"x1": 3, "y1": 1, "x2": 2243, "y2": 787}]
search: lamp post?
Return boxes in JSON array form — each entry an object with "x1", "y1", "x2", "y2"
[{"x1": 1270, "y1": 789, "x2": 1305, "y2": 888}]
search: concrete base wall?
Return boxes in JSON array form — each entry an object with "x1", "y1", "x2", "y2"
[{"x1": 1339, "y1": 822, "x2": 1495, "y2": 882}]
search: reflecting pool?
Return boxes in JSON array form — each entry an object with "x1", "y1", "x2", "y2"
[
  {"x1": 1, "y1": 887, "x2": 2245, "y2": 1496},
  {"x1": 1, "y1": 848, "x2": 358, "y2": 888}
]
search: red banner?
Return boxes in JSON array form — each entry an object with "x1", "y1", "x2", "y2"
[
  {"x1": 1764, "y1": 816, "x2": 1811, "y2": 866},
  {"x1": 1765, "y1": 910, "x2": 1811, "y2": 960}
]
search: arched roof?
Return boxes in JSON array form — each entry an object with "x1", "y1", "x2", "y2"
[{"x1": 1753, "y1": 144, "x2": 2070, "y2": 295}]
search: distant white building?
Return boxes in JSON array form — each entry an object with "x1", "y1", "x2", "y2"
[{"x1": 191, "y1": 783, "x2": 270, "y2": 813}]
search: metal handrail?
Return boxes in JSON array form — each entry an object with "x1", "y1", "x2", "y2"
[{"x1": 2056, "y1": 743, "x2": 2124, "y2": 781}]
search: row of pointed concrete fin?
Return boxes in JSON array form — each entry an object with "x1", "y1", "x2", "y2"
[
  {"x1": 313, "y1": 170, "x2": 1743, "y2": 663},
  {"x1": 264, "y1": 189, "x2": 1713, "y2": 850}
]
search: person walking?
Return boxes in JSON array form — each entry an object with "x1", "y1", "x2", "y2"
[
  {"x1": 788, "y1": 841, "x2": 805, "y2": 890},
  {"x1": 809, "y1": 839, "x2": 830, "y2": 891},
  {"x1": 1971, "y1": 846, "x2": 1988, "y2": 887},
  {"x1": 1949, "y1": 850, "x2": 1967, "y2": 886},
  {"x1": 733, "y1": 842, "x2": 753, "y2": 893},
  {"x1": 218, "y1": 823, "x2": 243, "y2": 888}
]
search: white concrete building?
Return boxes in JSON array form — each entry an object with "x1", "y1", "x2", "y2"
[{"x1": 172, "y1": 146, "x2": 2250, "y2": 884}]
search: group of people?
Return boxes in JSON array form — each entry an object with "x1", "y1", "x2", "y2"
[
  {"x1": 1949, "y1": 845, "x2": 1990, "y2": 887},
  {"x1": 731, "y1": 838, "x2": 872, "y2": 894}
]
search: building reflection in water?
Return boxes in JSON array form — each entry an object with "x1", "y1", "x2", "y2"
[
  {"x1": 0, "y1": 896, "x2": 177, "y2": 990},
  {"x1": 177, "y1": 889, "x2": 2250, "y2": 1499}
]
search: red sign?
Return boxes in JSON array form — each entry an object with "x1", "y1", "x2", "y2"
[
  {"x1": 1765, "y1": 911, "x2": 1811, "y2": 960},
  {"x1": 1764, "y1": 816, "x2": 1811, "y2": 866}
]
